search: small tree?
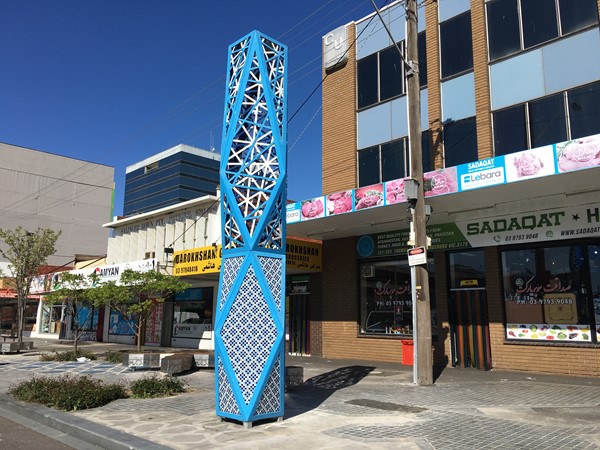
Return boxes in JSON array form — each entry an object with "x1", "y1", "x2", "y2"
[
  {"x1": 45, "y1": 272, "x2": 99, "y2": 353},
  {"x1": 90, "y1": 269, "x2": 189, "y2": 351},
  {"x1": 0, "y1": 227, "x2": 61, "y2": 342}
]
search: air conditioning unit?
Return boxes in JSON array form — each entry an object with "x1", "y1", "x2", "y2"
[
  {"x1": 361, "y1": 265, "x2": 375, "y2": 278},
  {"x1": 144, "y1": 251, "x2": 155, "y2": 260}
]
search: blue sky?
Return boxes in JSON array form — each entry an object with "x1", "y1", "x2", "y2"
[{"x1": 0, "y1": 0, "x2": 377, "y2": 216}]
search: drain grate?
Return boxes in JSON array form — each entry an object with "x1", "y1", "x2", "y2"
[{"x1": 345, "y1": 398, "x2": 426, "y2": 413}]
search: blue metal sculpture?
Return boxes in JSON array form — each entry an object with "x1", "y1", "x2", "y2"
[{"x1": 215, "y1": 30, "x2": 287, "y2": 426}]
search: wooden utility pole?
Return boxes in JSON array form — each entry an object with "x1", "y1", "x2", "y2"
[{"x1": 406, "y1": 0, "x2": 433, "y2": 386}]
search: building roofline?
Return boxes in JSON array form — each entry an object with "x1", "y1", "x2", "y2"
[
  {"x1": 126, "y1": 144, "x2": 220, "y2": 174},
  {"x1": 103, "y1": 194, "x2": 220, "y2": 228}
]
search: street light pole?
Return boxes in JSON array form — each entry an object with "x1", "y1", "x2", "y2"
[{"x1": 405, "y1": 0, "x2": 433, "y2": 386}]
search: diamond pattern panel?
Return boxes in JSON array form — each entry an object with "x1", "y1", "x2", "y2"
[
  {"x1": 254, "y1": 358, "x2": 281, "y2": 416},
  {"x1": 218, "y1": 358, "x2": 240, "y2": 415},
  {"x1": 257, "y1": 256, "x2": 282, "y2": 310},
  {"x1": 221, "y1": 264, "x2": 278, "y2": 405},
  {"x1": 220, "y1": 256, "x2": 244, "y2": 310}
]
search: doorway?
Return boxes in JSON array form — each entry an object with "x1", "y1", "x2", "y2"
[
  {"x1": 288, "y1": 277, "x2": 310, "y2": 356},
  {"x1": 448, "y1": 250, "x2": 491, "y2": 370}
]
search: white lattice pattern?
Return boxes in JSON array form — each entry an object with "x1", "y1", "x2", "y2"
[
  {"x1": 221, "y1": 265, "x2": 277, "y2": 405},
  {"x1": 254, "y1": 358, "x2": 282, "y2": 415},
  {"x1": 220, "y1": 256, "x2": 244, "y2": 309},
  {"x1": 218, "y1": 358, "x2": 240, "y2": 415},
  {"x1": 257, "y1": 256, "x2": 282, "y2": 310}
]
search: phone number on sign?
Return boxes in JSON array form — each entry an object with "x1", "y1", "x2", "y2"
[
  {"x1": 505, "y1": 233, "x2": 539, "y2": 242},
  {"x1": 517, "y1": 298, "x2": 573, "y2": 305}
]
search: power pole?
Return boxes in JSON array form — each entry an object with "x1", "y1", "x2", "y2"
[
  {"x1": 369, "y1": 0, "x2": 432, "y2": 385},
  {"x1": 406, "y1": 0, "x2": 433, "y2": 386}
]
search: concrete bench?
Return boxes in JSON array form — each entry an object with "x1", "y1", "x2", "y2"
[
  {"x1": 1, "y1": 342, "x2": 20, "y2": 354},
  {"x1": 190, "y1": 351, "x2": 214, "y2": 369},
  {"x1": 160, "y1": 353, "x2": 194, "y2": 375},
  {"x1": 285, "y1": 366, "x2": 304, "y2": 391},
  {"x1": 123, "y1": 352, "x2": 174, "y2": 370},
  {"x1": 1, "y1": 334, "x2": 17, "y2": 342}
]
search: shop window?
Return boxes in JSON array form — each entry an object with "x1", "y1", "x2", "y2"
[
  {"x1": 358, "y1": 146, "x2": 380, "y2": 187},
  {"x1": 449, "y1": 251, "x2": 486, "y2": 289},
  {"x1": 568, "y1": 81, "x2": 600, "y2": 139},
  {"x1": 359, "y1": 259, "x2": 435, "y2": 337},
  {"x1": 486, "y1": 0, "x2": 521, "y2": 60},
  {"x1": 487, "y1": 0, "x2": 599, "y2": 62},
  {"x1": 443, "y1": 116, "x2": 478, "y2": 167},
  {"x1": 502, "y1": 245, "x2": 596, "y2": 343},
  {"x1": 172, "y1": 287, "x2": 214, "y2": 339},
  {"x1": 440, "y1": 11, "x2": 473, "y2": 79},
  {"x1": 528, "y1": 92, "x2": 567, "y2": 148},
  {"x1": 589, "y1": 246, "x2": 600, "y2": 342},
  {"x1": 357, "y1": 52, "x2": 379, "y2": 109},
  {"x1": 493, "y1": 104, "x2": 528, "y2": 156}
]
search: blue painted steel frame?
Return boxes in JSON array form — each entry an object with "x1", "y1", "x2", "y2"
[{"x1": 215, "y1": 30, "x2": 287, "y2": 423}]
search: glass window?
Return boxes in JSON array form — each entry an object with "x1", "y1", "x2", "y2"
[
  {"x1": 568, "y1": 81, "x2": 600, "y2": 139},
  {"x1": 173, "y1": 287, "x2": 214, "y2": 339},
  {"x1": 359, "y1": 259, "x2": 435, "y2": 336},
  {"x1": 493, "y1": 104, "x2": 528, "y2": 156},
  {"x1": 487, "y1": 0, "x2": 521, "y2": 60},
  {"x1": 440, "y1": 11, "x2": 473, "y2": 79},
  {"x1": 443, "y1": 116, "x2": 478, "y2": 167},
  {"x1": 589, "y1": 246, "x2": 600, "y2": 342},
  {"x1": 449, "y1": 250, "x2": 486, "y2": 289},
  {"x1": 358, "y1": 146, "x2": 380, "y2": 187},
  {"x1": 521, "y1": 0, "x2": 558, "y2": 49},
  {"x1": 502, "y1": 245, "x2": 594, "y2": 343},
  {"x1": 421, "y1": 130, "x2": 432, "y2": 173},
  {"x1": 559, "y1": 0, "x2": 599, "y2": 35},
  {"x1": 379, "y1": 44, "x2": 404, "y2": 102},
  {"x1": 381, "y1": 139, "x2": 405, "y2": 182},
  {"x1": 357, "y1": 53, "x2": 379, "y2": 109},
  {"x1": 529, "y1": 93, "x2": 567, "y2": 148},
  {"x1": 418, "y1": 31, "x2": 427, "y2": 87}
]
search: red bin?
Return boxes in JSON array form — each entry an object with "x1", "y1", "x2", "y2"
[{"x1": 401, "y1": 339, "x2": 414, "y2": 365}]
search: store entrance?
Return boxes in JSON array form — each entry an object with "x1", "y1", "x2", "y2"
[
  {"x1": 288, "y1": 277, "x2": 310, "y2": 356},
  {"x1": 448, "y1": 250, "x2": 491, "y2": 370}
]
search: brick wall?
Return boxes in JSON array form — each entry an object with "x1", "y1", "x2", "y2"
[
  {"x1": 322, "y1": 25, "x2": 358, "y2": 195},
  {"x1": 425, "y1": 1, "x2": 443, "y2": 170},
  {"x1": 471, "y1": 0, "x2": 493, "y2": 159}
]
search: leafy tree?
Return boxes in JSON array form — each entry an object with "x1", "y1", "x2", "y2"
[
  {"x1": 45, "y1": 272, "x2": 99, "y2": 353},
  {"x1": 90, "y1": 269, "x2": 189, "y2": 351},
  {"x1": 0, "y1": 227, "x2": 61, "y2": 342}
]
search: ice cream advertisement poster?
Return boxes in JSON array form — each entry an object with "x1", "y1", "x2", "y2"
[
  {"x1": 424, "y1": 167, "x2": 458, "y2": 197},
  {"x1": 354, "y1": 183, "x2": 384, "y2": 211},
  {"x1": 300, "y1": 196, "x2": 325, "y2": 221},
  {"x1": 457, "y1": 203, "x2": 600, "y2": 248},
  {"x1": 326, "y1": 190, "x2": 353, "y2": 216}
]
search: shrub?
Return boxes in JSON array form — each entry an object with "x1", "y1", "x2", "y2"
[
  {"x1": 130, "y1": 375, "x2": 186, "y2": 398},
  {"x1": 104, "y1": 351, "x2": 124, "y2": 364},
  {"x1": 9, "y1": 374, "x2": 127, "y2": 411},
  {"x1": 40, "y1": 349, "x2": 98, "y2": 362}
]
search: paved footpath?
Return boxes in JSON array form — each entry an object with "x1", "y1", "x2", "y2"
[{"x1": 1, "y1": 339, "x2": 600, "y2": 450}]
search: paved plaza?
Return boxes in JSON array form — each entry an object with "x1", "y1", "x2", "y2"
[{"x1": 1, "y1": 339, "x2": 600, "y2": 449}]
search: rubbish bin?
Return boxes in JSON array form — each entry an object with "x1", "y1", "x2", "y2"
[{"x1": 401, "y1": 339, "x2": 414, "y2": 365}]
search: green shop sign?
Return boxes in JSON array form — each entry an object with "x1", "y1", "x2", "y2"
[{"x1": 357, "y1": 223, "x2": 470, "y2": 258}]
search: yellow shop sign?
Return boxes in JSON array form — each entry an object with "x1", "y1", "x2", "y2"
[{"x1": 173, "y1": 245, "x2": 222, "y2": 276}]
